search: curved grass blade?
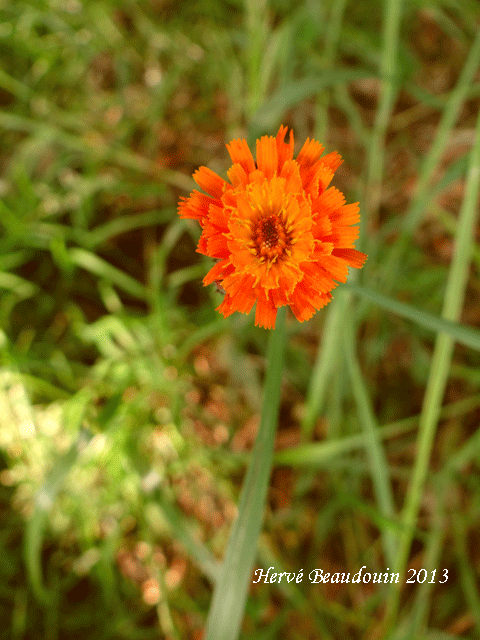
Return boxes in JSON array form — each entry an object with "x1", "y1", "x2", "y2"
[
  {"x1": 69, "y1": 248, "x2": 147, "y2": 300},
  {"x1": 344, "y1": 283, "x2": 480, "y2": 352},
  {"x1": 251, "y1": 69, "x2": 375, "y2": 133}
]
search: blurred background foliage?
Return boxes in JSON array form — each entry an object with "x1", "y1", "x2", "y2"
[{"x1": 1, "y1": 0, "x2": 480, "y2": 638}]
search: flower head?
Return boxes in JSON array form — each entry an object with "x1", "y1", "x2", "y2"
[{"x1": 178, "y1": 126, "x2": 367, "y2": 329}]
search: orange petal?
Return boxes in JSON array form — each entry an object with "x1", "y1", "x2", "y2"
[
  {"x1": 216, "y1": 294, "x2": 237, "y2": 318},
  {"x1": 288, "y1": 288, "x2": 316, "y2": 323},
  {"x1": 324, "y1": 225, "x2": 360, "y2": 248},
  {"x1": 316, "y1": 254, "x2": 349, "y2": 282},
  {"x1": 202, "y1": 205, "x2": 230, "y2": 257},
  {"x1": 228, "y1": 219, "x2": 254, "y2": 245},
  {"x1": 312, "y1": 187, "x2": 346, "y2": 218},
  {"x1": 300, "y1": 261, "x2": 337, "y2": 295},
  {"x1": 247, "y1": 169, "x2": 265, "y2": 184},
  {"x1": 311, "y1": 242, "x2": 334, "y2": 261},
  {"x1": 282, "y1": 191, "x2": 307, "y2": 231},
  {"x1": 277, "y1": 259, "x2": 304, "y2": 294},
  {"x1": 296, "y1": 138, "x2": 325, "y2": 170},
  {"x1": 313, "y1": 164, "x2": 335, "y2": 196},
  {"x1": 203, "y1": 259, "x2": 230, "y2": 286},
  {"x1": 329, "y1": 202, "x2": 360, "y2": 225},
  {"x1": 229, "y1": 245, "x2": 256, "y2": 271},
  {"x1": 276, "y1": 125, "x2": 294, "y2": 172},
  {"x1": 227, "y1": 163, "x2": 249, "y2": 189},
  {"x1": 221, "y1": 273, "x2": 257, "y2": 312},
  {"x1": 299, "y1": 159, "x2": 334, "y2": 194},
  {"x1": 279, "y1": 160, "x2": 303, "y2": 194},
  {"x1": 206, "y1": 232, "x2": 230, "y2": 258},
  {"x1": 331, "y1": 248, "x2": 368, "y2": 268},
  {"x1": 254, "y1": 291, "x2": 277, "y2": 329},
  {"x1": 234, "y1": 192, "x2": 255, "y2": 221},
  {"x1": 193, "y1": 166, "x2": 226, "y2": 198},
  {"x1": 289, "y1": 278, "x2": 332, "y2": 322},
  {"x1": 270, "y1": 285, "x2": 289, "y2": 307},
  {"x1": 320, "y1": 151, "x2": 343, "y2": 173},
  {"x1": 178, "y1": 190, "x2": 216, "y2": 220},
  {"x1": 256, "y1": 135, "x2": 278, "y2": 180},
  {"x1": 197, "y1": 233, "x2": 208, "y2": 255},
  {"x1": 311, "y1": 214, "x2": 332, "y2": 238},
  {"x1": 253, "y1": 260, "x2": 280, "y2": 291},
  {"x1": 226, "y1": 138, "x2": 256, "y2": 174},
  {"x1": 290, "y1": 229, "x2": 315, "y2": 263},
  {"x1": 206, "y1": 203, "x2": 229, "y2": 227}
]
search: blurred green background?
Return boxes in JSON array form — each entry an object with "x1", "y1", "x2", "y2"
[{"x1": 1, "y1": 0, "x2": 480, "y2": 638}]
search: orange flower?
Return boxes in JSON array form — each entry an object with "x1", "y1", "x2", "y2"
[{"x1": 178, "y1": 126, "x2": 367, "y2": 329}]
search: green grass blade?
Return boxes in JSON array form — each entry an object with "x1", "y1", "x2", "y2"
[
  {"x1": 365, "y1": 0, "x2": 403, "y2": 228},
  {"x1": 244, "y1": 0, "x2": 269, "y2": 117},
  {"x1": 385, "y1": 82, "x2": 480, "y2": 629},
  {"x1": 314, "y1": 0, "x2": 349, "y2": 143},
  {"x1": 0, "y1": 67, "x2": 31, "y2": 101},
  {"x1": 204, "y1": 306, "x2": 287, "y2": 640},
  {"x1": 452, "y1": 514, "x2": 480, "y2": 635},
  {"x1": 301, "y1": 292, "x2": 350, "y2": 438},
  {"x1": 279, "y1": 393, "x2": 480, "y2": 467},
  {"x1": 381, "y1": 29, "x2": 480, "y2": 290},
  {"x1": 251, "y1": 69, "x2": 375, "y2": 134},
  {"x1": 257, "y1": 537, "x2": 334, "y2": 639},
  {"x1": 154, "y1": 491, "x2": 221, "y2": 583},
  {"x1": 0, "y1": 111, "x2": 193, "y2": 190},
  {"x1": 0, "y1": 272, "x2": 38, "y2": 299},
  {"x1": 86, "y1": 209, "x2": 176, "y2": 248},
  {"x1": 344, "y1": 283, "x2": 480, "y2": 352},
  {"x1": 343, "y1": 312, "x2": 397, "y2": 566},
  {"x1": 407, "y1": 493, "x2": 445, "y2": 636},
  {"x1": 69, "y1": 248, "x2": 147, "y2": 300}
]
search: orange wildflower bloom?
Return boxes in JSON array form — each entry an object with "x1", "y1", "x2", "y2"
[{"x1": 178, "y1": 126, "x2": 367, "y2": 329}]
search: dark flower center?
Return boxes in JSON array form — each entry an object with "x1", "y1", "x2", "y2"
[{"x1": 253, "y1": 214, "x2": 289, "y2": 261}]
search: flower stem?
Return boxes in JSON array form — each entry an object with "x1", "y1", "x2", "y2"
[{"x1": 204, "y1": 305, "x2": 287, "y2": 640}]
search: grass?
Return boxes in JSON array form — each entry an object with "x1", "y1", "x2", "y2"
[{"x1": 1, "y1": 0, "x2": 480, "y2": 638}]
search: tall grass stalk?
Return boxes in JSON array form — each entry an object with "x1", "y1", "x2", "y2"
[
  {"x1": 385, "y1": 86, "x2": 480, "y2": 629},
  {"x1": 365, "y1": 0, "x2": 403, "y2": 234},
  {"x1": 381, "y1": 30, "x2": 480, "y2": 291}
]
